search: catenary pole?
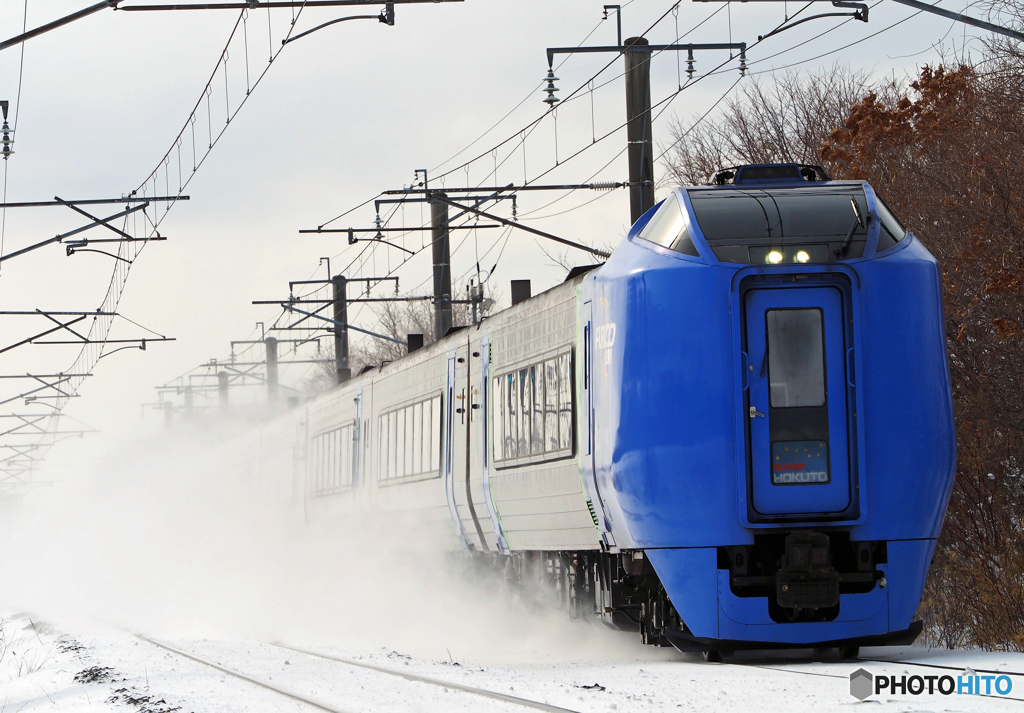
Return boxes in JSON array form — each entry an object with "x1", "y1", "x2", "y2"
[
  {"x1": 624, "y1": 37, "x2": 655, "y2": 224},
  {"x1": 430, "y1": 196, "x2": 453, "y2": 340}
]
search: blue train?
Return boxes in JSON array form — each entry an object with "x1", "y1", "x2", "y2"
[
  {"x1": 250, "y1": 163, "x2": 956, "y2": 659},
  {"x1": 582, "y1": 163, "x2": 956, "y2": 658}
]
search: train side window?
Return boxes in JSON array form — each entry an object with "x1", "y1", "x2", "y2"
[
  {"x1": 531, "y1": 365, "x2": 544, "y2": 455},
  {"x1": 430, "y1": 396, "x2": 441, "y2": 472},
  {"x1": 492, "y1": 349, "x2": 575, "y2": 466},
  {"x1": 544, "y1": 360, "x2": 558, "y2": 452},
  {"x1": 389, "y1": 411, "x2": 398, "y2": 479},
  {"x1": 558, "y1": 353, "x2": 572, "y2": 452},
  {"x1": 636, "y1": 195, "x2": 701, "y2": 257},
  {"x1": 413, "y1": 401, "x2": 423, "y2": 475},
  {"x1": 377, "y1": 395, "x2": 442, "y2": 483},
  {"x1": 874, "y1": 195, "x2": 907, "y2": 251},
  {"x1": 311, "y1": 421, "x2": 355, "y2": 496},
  {"x1": 519, "y1": 368, "x2": 532, "y2": 457},
  {"x1": 508, "y1": 374, "x2": 519, "y2": 459}
]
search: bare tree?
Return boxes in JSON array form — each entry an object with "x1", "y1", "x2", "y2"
[{"x1": 661, "y1": 65, "x2": 876, "y2": 186}]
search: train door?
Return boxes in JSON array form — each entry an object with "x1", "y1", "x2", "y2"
[
  {"x1": 450, "y1": 337, "x2": 489, "y2": 551},
  {"x1": 581, "y1": 300, "x2": 615, "y2": 547},
  {"x1": 477, "y1": 330, "x2": 508, "y2": 553},
  {"x1": 745, "y1": 286, "x2": 852, "y2": 516},
  {"x1": 444, "y1": 354, "x2": 469, "y2": 549}
]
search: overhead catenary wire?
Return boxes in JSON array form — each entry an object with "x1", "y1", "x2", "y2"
[
  {"x1": 303, "y1": 3, "x2": 781, "y2": 356},
  {"x1": 1, "y1": 3, "x2": 322, "y2": 483},
  {"x1": 293, "y1": 0, "x2": 965, "y2": 382}
]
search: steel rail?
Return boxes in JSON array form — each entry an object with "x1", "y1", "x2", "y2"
[
  {"x1": 138, "y1": 637, "x2": 353, "y2": 713},
  {"x1": 271, "y1": 643, "x2": 580, "y2": 713}
]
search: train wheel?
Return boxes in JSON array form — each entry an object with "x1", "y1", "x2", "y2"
[
  {"x1": 703, "y1": 650, "x2": 723, "y2": 663},
  {"x1": 840, "y1": 646, "x2": 860, "y2": 660}
]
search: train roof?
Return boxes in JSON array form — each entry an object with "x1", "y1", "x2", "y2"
[
  {"x1": 632, "y1": 166, "x2": 909, "y2": 266},
  {"x1": 708, "y1": 163, "x2": 831, "y2": 186}
]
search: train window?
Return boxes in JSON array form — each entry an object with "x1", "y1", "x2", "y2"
[
  {"x1": 775, "y1": 192, "x2": 869, "y2": 238},
  {"x1": 689, "y1": 187, "x2": 871, "y2": 262},
  {"x1": 531, "y1": 366, "x2": 544, "y2": 455},
  {"x1": 544, "y1": 360, "x2": 558, "y2": 452},
  {"x1": 558, "y1": 353, "x2": 572, "y2": 451},
  {"x1": 377, "y1": 394, "x2": 442, "y2": 483},
  {"x1": 689, "y1": 192, "x2": 774, "y2": 240},
  {"x1": 766, "y1": 309, "x2": 826, "y2": 408},
  {"x1": 311, "y1": 421, "x2": 355, "y2": 496},
  {"x1": 636, "y1": 195, "x2": 700, "y2": 257},
  {"x1": 874, "y1": 195, "x2": 907, "y2": 251},
  {"x1": 519, "y1": 368, "x2": 531, "y2": 456},
  {"x1": 413, "y1": 401, "x2": 423, "y2": 475},
  {"x1": 493, "y1": 349, "x2": 574, "y2": 466}
]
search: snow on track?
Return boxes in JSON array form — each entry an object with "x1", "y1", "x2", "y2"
[
  {"x1": 271, "y1": 643, "x2": 579, "y2": 712},
  {"x1": 139, "y1": 637, "x2": 353, "y2": 713},
  {"x1": 4, "y1": 611, "x2": 1024, "y2": 712},
  {"x1": 145, "y1": 638, "x2": 567, "y2": 713}
]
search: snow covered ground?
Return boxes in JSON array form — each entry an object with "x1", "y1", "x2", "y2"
[
  {"x1": 2, "y1": 609, "x2": 1023, "y2": 713},
  {"x1": 2, "y1": 436, "x2": 1022, "y2": 712}
]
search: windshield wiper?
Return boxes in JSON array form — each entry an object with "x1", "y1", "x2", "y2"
[{"x1": 835, "y1": 197, "x2": 865, "y2": 258}]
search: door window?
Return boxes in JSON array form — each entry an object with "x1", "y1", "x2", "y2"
[{"x1": 766, "y1": 308, "x2": 826, "y2": 408}]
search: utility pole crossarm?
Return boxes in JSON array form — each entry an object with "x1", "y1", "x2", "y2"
[
  {"x1": 545, "y1": 41, "x2": 746, "y2": 66},
  {"x1": 0, "y1": 202, "x2": 149, "y2": 264},
  {"x1": 280, "y1": 303, "x2": 407, "y2": 345},
  {"x1": 425, "y1": 192, "x2": 610, "y2": 259}
]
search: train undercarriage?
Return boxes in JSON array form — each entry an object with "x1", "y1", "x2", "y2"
[{"x1": 485, "y1": 531, "x2": 917, "y2": 662}]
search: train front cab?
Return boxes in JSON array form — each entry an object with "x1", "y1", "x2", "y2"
[{"x1": 588, "y1": 165, "x2": 956, "y2": 654}]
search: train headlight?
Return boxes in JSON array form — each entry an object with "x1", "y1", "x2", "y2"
[
  {"x1": 766, "y1": 250, "x2": 783, "y2": 264},
  {"x1": 795, "y1": 250, "x2": 810, "y2": 263}
]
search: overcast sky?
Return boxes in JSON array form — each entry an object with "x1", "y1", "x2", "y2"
[{"x1": 0, "y1": 0, "x2": 995, "y2": 472}]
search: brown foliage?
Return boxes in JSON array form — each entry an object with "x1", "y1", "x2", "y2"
[{"x1": 827, "y1": 59, "x2": 1024, "y2": 651}]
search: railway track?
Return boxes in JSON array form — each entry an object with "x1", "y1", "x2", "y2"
[
  {"x1": 140, "y1": 637, "x2": 580, "y2": 713},
  {"x1": 269, "y1": 643, "x2": 578, "y2": 713}
]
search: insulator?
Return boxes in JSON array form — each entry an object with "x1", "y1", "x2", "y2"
[
  {"x1": 542, "y1": 68, "x2": 560, "y2": 106},
  {"x1": 590, "y1": 181, "x2": 619, "y2": 191},
  {"x1": 686, "y1": 49, "x2": 695, "y2": 79},
  {"x1": 738, "y1": 50, "x2": 748, "y2": 76}
]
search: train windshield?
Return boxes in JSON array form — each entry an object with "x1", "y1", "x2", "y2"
[
  {"x1": 636, "y1": 196, "x2": 700, "y2": 256},
  {"x1": 687, "y1": 186, "x2": 871, "y2": 263}
]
